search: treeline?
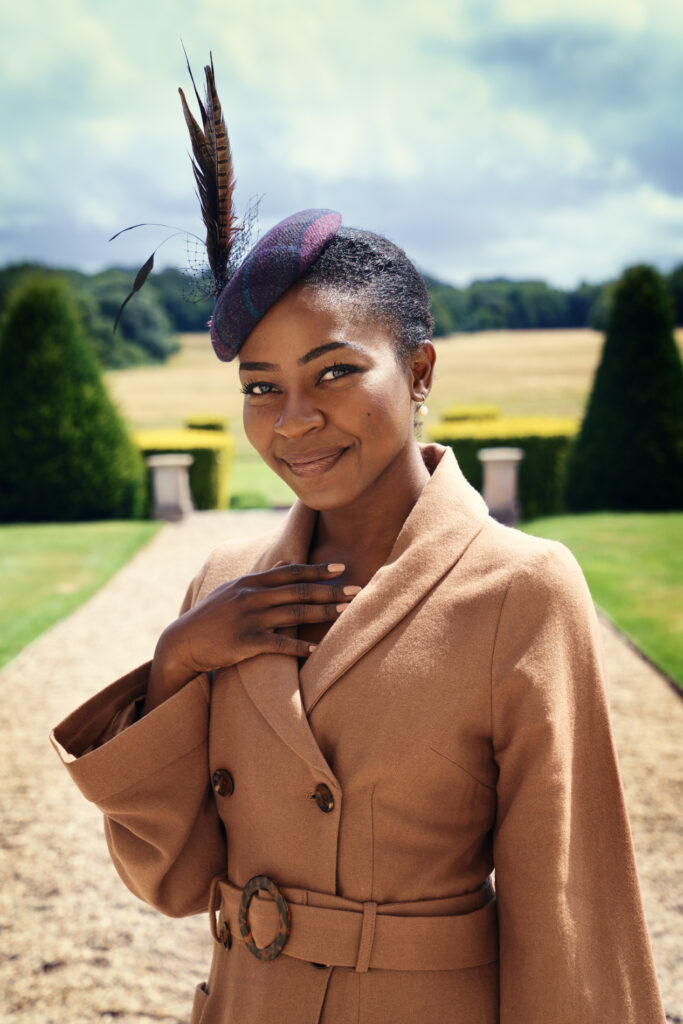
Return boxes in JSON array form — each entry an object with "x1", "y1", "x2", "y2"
[
  {"x1": 1, "y1": 261, "x2": 681, "y2": 370},
  {"x1": 427, "y1": 266, "x2": 683, "y2": 335},
  {"x1": 0, "y1": 265, "x2": 212, "y2": 369}
]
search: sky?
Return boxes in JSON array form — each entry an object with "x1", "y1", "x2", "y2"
[{"x1": 1, "y1": 0, "x2": 682, "y2": 289}]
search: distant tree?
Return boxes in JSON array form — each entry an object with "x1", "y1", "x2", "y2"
[
  {"x1": 0, "y1": 276, "x2": 146, "y2": 521},
  {"x1": 668, "y1": 263, "x2": 683, "y2": 325},
  {"x1": 585, "y1": 281, "x2": 617, "y2": 331},
  {"x1": 423, "y1": 275, "x2": 466, "y2": 336},
  {"x1": 507, "y1": 281, "x2": 570, "y2": 328},
  {"x1": 564, "y1": 264, "x2": 683, "y2": 511},
  {"x1": 0, "y1": 263, "x2": 45, "y2": 310},
  {"x1": 566, "y1": 282, "x2": 605, "y2": 328},
  {"x1": 90, "y1": 270, "x2": 179, "y2": 365},
  {"x1": 147, "y1": 267, "x2": 214, "y2": 332},
  {"x1": 465, "y1": 280, "x2": 513, "y2": 330},
  {"x1": 0, "y1": 264, "x2": 180, "y2": 369},
  {"x1": 425, "y1": 276, "x2": 575, "y2": 334}
]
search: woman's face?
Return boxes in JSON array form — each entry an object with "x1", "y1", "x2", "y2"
[{"x1": 238, "y1": 283, "x2": 433, "y2": 511}]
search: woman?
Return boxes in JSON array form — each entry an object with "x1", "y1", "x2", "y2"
[{"x1": 51, "y1": 64, "x2": 666, "y2": 1024}]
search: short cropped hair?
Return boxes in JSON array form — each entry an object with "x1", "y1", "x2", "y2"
[{"x1": 301, "y1": 227, "x2": 434, "y2": 360}]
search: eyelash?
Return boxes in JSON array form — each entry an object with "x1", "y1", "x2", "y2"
[{"x1": 240, "y1": 362, "x2": 360, "y2": 396}]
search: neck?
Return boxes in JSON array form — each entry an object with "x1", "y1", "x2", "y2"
[{"x1": 309, "y1": 441, "x2": 430, "y2": 586}]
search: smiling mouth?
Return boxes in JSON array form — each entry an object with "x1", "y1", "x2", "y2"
[{"x1": 281, "y1": 446, "x2": 349, "y2": 477}]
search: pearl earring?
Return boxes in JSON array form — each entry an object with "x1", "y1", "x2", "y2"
[{"x1": 417, "y1": 399, "x2": 429, "y2": 417}]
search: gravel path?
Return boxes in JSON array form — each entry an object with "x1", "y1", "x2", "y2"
[{"x1": 0, "y1": 511, "x2": 680, "y2": 1023}]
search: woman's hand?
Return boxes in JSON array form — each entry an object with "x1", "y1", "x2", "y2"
[{"x1": 143, "y1": 562, "x2": 358, "y2": 714}]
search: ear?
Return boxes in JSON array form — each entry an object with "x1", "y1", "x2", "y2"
[{"x1": 407, "y1": 341, "x2": 436, "y2": 402}]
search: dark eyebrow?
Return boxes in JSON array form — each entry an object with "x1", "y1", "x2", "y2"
[
  {"x1": 238, "y1": 360, "x2": 278, "y2": 372},
  {"x1": 299, "y1": 341, "x2": 365, "y2": 364},
  {"x1": 239, "y1": 341, "x2": 364, "y2": 373}
]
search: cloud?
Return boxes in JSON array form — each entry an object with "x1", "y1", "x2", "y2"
[
  {"x1": 456, "y1": 5, "x2": 683, "y2": 197},
  {"x1": 1, "y1": 0, "x2": 682, "y2": 287}
]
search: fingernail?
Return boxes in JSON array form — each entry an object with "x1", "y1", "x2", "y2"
[
  {"x1": 308, "y1": 645, "x2": 317, "y2": 653},
  {"x1": 336, "y1": 603, "x2": 351, "y2": 613},
  {"x1": 328, "y1": 563, "x2": 345, "y2": 572},
  {"x1": 343, "y1": 586, "x2": 362, "y2": 596}
]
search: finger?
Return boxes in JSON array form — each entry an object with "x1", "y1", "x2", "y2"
[
  {"x1": 252, "y1": 581, "x2": 362, "y2": 608},
  {"x1": 252, "y1": 562, "x2": 346, "y2": 587},
  {"x1": 253, "y1": 632, "x2": 318, "y2": 659},
  {"x1": 260, "y1": 601, "x2": 351, "y2": 629}
]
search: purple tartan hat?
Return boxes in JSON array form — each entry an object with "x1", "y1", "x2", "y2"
[{"x1": 209, "y1": 208, "x2": 342, "y2": 361}]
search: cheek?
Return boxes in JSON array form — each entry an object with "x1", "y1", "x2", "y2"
[
  {"x1": 242, "y1": 405, "x2": 273, "y2": 456},
  {"x1": 362, "y1": 373, "x2": 413, "y2": 428}
]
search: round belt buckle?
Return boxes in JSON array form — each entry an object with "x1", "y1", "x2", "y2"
[{"x1": 238, "y1": 875, "x2": 291, "y2": 961}]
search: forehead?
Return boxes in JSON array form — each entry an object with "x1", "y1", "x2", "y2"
[{"x1": 238, "y1": 283, "x2": 396, "y2": 366}]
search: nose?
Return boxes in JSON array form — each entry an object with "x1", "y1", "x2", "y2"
[{"x1": 273, "y1": 390, "x2": 325, "y2": 439}]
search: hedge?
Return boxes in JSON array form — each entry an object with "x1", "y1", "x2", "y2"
[
  {"x1": 439, "y1": 403, "x2": 501, "y2": 422},
  {"x1": 564, "y1": 264, "x2": 683, "y2": 511},
  {"x1": 184, "y1": 415, "x2": 229, "y2": 433},
  {"x1": 135, "y1": 429, "x2": 234, "y2": 512},
  {"x1": 430, "y1": 417, "x2": 579, "y2": 520},
  {"x1": 0, "y1": 276, "x2": 145, "y2": 522}
]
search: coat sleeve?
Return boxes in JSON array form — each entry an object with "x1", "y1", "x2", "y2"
[
  {"x1": 50, "y1": 570, "x2": 227, "y2": 918},
  {"x1": 491, "y1": 541, "x2": 665, "y2": 1024}
]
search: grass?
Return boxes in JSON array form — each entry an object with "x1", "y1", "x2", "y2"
[
  {"x1": 0, "y1": 520, "x2": 161, "y2": 670},
  {"x1": 106, "y1": 328, "x2": 683, "y2": 506},
  {"x1": 521, "y1": 513, "x2": 683, "y2": 688}
]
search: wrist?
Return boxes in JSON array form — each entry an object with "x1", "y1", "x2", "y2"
[
  {"x1": 143, "y1": 623, "x2": 198, "y2": 714},
  {"x1": 156, "y1": 622, "x2": 198, "y2": 678}
]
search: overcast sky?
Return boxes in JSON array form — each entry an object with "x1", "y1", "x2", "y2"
[{"x1": 2, "y1": 0, "x2": 682, "y2": 288}]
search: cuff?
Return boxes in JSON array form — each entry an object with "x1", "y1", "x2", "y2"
[
  {"x1": 50, "y1": 667, "x2": 210, "y2": 804},
  {"x1": 81, "y1": 695, "x2": 146, "y2": 753}
]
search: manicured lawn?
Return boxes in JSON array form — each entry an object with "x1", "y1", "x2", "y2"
[
  {"x1": 0, "y1": 521, "x2": 161, "y2": 670},
  {"x1": 521, "y1": 513, "x2": 683, "y2": 688},
  {"x1": 230, "y1": 453, "x2": 296, "y2": 508}
]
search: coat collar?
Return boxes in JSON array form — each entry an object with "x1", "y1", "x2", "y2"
[{"x1": 235, "y1": 444, "x2": 489, "y2": 778}]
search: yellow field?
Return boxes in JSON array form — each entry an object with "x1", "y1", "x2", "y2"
[{"x1": 106, "y1": 327, "x2": 683, "y2": 503}]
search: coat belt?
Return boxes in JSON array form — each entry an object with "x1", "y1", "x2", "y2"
[{"x1": 210, "y1": 876, "x2": 498, "y2": 973}]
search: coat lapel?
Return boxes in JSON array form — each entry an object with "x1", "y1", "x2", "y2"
[
  {"x1": 299, "y1": 445, "x2": 490, "y2": 714},
  {"x1": 235, "y1": 502, "x2": 337, "y2": 781},
  {"x1": 236, "y1": 445, "x2": 490, "y2": 771}
]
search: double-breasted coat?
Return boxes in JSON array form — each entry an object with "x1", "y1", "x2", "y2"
[{"x1": 51, "y1": 444, "x2": 666, "y2": 1023}]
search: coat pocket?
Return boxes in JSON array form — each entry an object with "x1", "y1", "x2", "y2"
[{"x1": 189, "y1": 981, "x2": 210, "y2": 1024}]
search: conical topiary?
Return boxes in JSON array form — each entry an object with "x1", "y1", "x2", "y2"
[
  {"x1": 0, "y1": 276, "x2": 146, "y2": 521},
  {"x1": 564, "y1": 264, "x2": 683, "y2": 511}
]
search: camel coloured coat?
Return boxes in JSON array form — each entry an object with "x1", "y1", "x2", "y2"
[{"x1": 51, "y1": 444, "x2": 666, "y2": 1024}]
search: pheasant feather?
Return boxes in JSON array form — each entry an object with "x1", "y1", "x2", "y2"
[
  {"x1": 178, "y1": 54, "x2": 238, "y2": 295},
  {"x1": 111, "y1": 54, "x2": 239, "y2": 332}
]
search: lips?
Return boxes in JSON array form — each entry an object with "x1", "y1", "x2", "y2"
[{"x1": 281, "y1": 446, "x2": 348, "y2": 477}]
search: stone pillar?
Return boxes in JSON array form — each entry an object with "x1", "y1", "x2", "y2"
[
  {"x1": 477, "y1": 447, "x2": 524, "y2": 526},
  {"x1": 146, "y1": 454, "x2": 194, "y2": 521}
]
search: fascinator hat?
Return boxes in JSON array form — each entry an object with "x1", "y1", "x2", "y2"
[
  {"x1": 209, "y1": 208, "x2": 342, "y2": 360},
  {"x1": 114, "y1": 55, "x2": 342, "y2": 361}
]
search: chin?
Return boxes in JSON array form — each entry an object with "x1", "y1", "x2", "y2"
[
  {"x1": 263, "y1": 446, "x2": 363, "y2": 510},
  {"x1": 284, "y1": 476, "x2": 364, "y2": 512}
]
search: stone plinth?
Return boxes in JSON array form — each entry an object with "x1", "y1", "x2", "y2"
[
  {"x1": 146, "y1": 453, "x2": 194, "y2": 521},
  {"x1": 477, "y1": 447, "x2": 524, "y2": 526}
]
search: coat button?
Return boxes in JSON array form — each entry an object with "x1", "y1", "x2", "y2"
[
  {"x1": 313, "y1": 783, "x2": 334, "y2": 813},
  {"x1": 212, "y1": 769, "x2": 234, "y2": 797}
]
